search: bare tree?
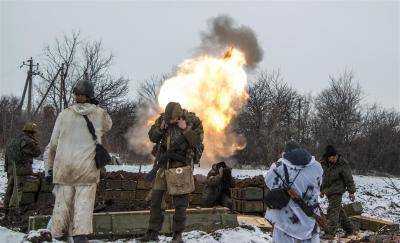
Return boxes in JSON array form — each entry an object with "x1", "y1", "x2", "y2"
[
  {"x1": 106, "y1": 100, "x2": 138, "y2": 157},
  {"x1": 350, "y1": 105, "x2": 400, "y2": 174},
  {"x1": 0, "y1": 96, "x2": 25, "y2": 149},
  {"x1": 236, "y1": 70, "x2": 312, "y2": 165},
  {"x1": 37, "y1": 31, "x2": 80, "y2": 113},
  {"x1": 313, "y1": 70, "x2": 363, "y2": 155},
  {"x1": 36, "y1": 31, "x2": 129, "y2": 113},
  {"x1": 137, "y1": 74, "x2": 169, "y2": 106}
]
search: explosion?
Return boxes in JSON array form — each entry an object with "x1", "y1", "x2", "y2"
[
  {"x1": 127, "y1": 15, "x2": 263, "y2": 166},
  {"x1": 157, "y1": 47, "x2": 248, "y2": 164}
]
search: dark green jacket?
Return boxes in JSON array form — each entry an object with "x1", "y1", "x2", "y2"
[
  {"x1": 148, "y1": 109, "x2": 203, "y2": 167},
  {"x1": 205, "y1": 166, "x2": 234, "y2": 196},
  {"x1": 5, "y1": 132, "x2": 41, "y2": 176},
  {"x1": 321, "y1": 156, "x2": 356, "y2": 196}
]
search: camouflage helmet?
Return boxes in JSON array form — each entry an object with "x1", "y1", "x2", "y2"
[
  {"x1": 165, "y1": 102, "x2": 182, "y2": 121},
  {"x1": 73, "y1": 79, "x2": 94, "y2": 98},
  {"x1": 22, "y1": 122, "x2": 38, "y2": 133}
]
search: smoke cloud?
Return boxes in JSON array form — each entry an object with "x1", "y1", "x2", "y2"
[
  {"x1": 199, "y1": 15, "x2": 264, "y2": 70},
  {"x1": 125, "y1": 103, "x2": 160, "y2": 156}
]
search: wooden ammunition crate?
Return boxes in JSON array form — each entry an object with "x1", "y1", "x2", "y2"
[
  {"x1": 102, "y1": 191, "x2": 135, "y2": 202},
  {"x1": 350, "y1": 215, "x2": 399, "y2": 232},
  {"x1": 233, "y1": 199, "x2": 265, "y2": 213},
  {"x1": 135, "y1": 189, "x2": 150, "y2": 200},
  {"x1": 102, "y1": 180, "x2": 137, "y2": 191},
  {"x1": 29, "y1": 207, "x2": 238, "y2": 236},
  {"x1": 231, "y1": 187, "x2": 264, "y2": 201},
  {"x1": 193, "y1": 183, "x2": 205, "y2": 194},
  {"x1": 20, "y1": 192, "x2": 36, "y2": 205},
  {"x1": 189, "y1": 193, "x2": 203, "y2": 206},
  {"x1": 136, "y1": 180, "x2": 152, "y2": 190},
  {"x1": 22, "y1": 176, "x2": 41, "y2": 192},
  {"x1": 40, "y1": 178, "x2": 54, "y2": 193},
  {"x1": 37, "y1": 193, "x2": 54, "y2": 205},
  {"x1": 343, "y1": 202, "x2": 363, "y2": 216}
]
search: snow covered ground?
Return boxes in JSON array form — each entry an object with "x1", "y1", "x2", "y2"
[
  {"x1": 0, "y1": 225, "x2": 272, "y2": 243},
  {"x1": 106, "y1": 163, "x2": 400, "y2": 223},
  {"x1": 0, "y1": 160, "x2": 399, "y2": 242}
]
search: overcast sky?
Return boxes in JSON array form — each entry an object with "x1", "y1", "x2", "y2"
[{"x1": 1, "y1": 1, "x2": 399, "y2": 110}]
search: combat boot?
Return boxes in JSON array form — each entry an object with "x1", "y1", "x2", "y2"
[
  {"x1": 138, "y1": 230, "x2": 159, "y2": 242},
  {"x1": 54, "y1": 236, "x2": 69, "y2": 242},
  {"x1": 172, "y1": 231, "x2": 183, "y2": 243},
  {"x1": 73, "y1": 235, "x2": 89, "y2": 243}
]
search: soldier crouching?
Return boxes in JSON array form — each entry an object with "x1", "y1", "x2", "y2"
[
  {"x1": 141, "y1": 102, "x2": 204, "y2": 243},
  {"x1": 202, "y1": 161, "x2": 234, "y2": 211}
]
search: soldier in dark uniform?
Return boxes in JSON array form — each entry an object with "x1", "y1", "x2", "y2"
[
  {"x1": 3, "y1": 122, "x2": 41, "y2": 209},
  {"x1": 141, "y1": 102, "x2": 203, "y2": 243},
  {"x1": 321, "y1": 145, "x2": 356, "y2": 239},
  {"x1": 202, "y1": 161, "x2": 234, "y2": 211}
]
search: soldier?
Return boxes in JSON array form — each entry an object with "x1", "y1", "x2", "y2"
[
  {"x1": 47, "y1": 79, "x2": 112, "y2": 242},
  {"x1": 202, "y1": 161, "x2": 234, "y2": 211},
  {"x1": 265, "y1": 141, "x2": 323, "y2": 243},
  {"x1": 3, "y1": 122, "x2": 41, "y2": 210},
  {"x1": 141, "y1": 102, "x2": 203, "y2": 243},
  {"x1": 320, "y1": 145, "x2": 356, "y2": 239}
]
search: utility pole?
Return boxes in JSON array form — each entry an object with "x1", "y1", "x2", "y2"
[
  {"x1": 60, "y1": 63, "x2": 65, "y2": 110},
  {"x1": 33, "y1": 65, "x2": 63, "y2": 116},
  {"x1": 19, "y1": 57, "x2": 40, "y2": 116},
  {"x1": 62, "y1": 65, "x2": 68, "y2": 109}
]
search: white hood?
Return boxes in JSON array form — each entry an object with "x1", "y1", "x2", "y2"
[{"x1": 71, "y1": 103, "x2": 97, "y2": 116}]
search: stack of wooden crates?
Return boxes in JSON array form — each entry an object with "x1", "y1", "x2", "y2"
[{"x1": 231, "y1": 187, "x2": 266, "y2": 214}]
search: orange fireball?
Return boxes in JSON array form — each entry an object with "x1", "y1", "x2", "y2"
[{"x1": 157, "y1": 48, "x2": 248, "y2": 164}]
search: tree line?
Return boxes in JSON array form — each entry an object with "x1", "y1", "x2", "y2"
[{"x1": 0, "y1": 32, "x2": 399, "y2": 175}]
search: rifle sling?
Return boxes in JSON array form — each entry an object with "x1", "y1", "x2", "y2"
[{"x1": 273, "y1": 163, "x2": 317, "y2": 217}]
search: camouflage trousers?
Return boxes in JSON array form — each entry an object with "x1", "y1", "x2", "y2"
[
  {"x1": 4, "y1": 173, "x2": 26, "y2": 209},
  {"x1": 148, "y1": 169, "x2": 188, "y2": 233},
  {"x1": 3, "y1": 173, "x2": 17, "y2": 209},
  {"x1": 325, "y1": 194, "x2": 354, "y2": 236}
]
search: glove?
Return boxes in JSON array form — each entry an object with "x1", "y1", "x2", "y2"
[{"x1": 45, "y1": 170, "x2": 53, "y2": 184}]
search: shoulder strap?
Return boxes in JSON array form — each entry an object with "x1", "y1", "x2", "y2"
[
  {"x1": 82, "y1": 115, "x2": 97, "y2": 142},
  {"x1": 273, "y1": 163, "x2": 303, "y2": 188},
  {"x1": 283, "y1": 164, "x2": 290, "y2": 185},
  {"x1": 283, "y1": 163, "x2": 302, "y2": 187}
]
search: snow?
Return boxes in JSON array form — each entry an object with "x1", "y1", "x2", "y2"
[
  {"x1": 0, "y1": 159, "x2": 399, "y2": 242},
  {"x1": 62, "y1": 162, "x2": 400, "y2": 224},
  {"x1": 107, "y1": 227, "x2": 272, "y2": 243},
  {"x1": 0, "y1": 226, "x2": 25, "y2": 242}
]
